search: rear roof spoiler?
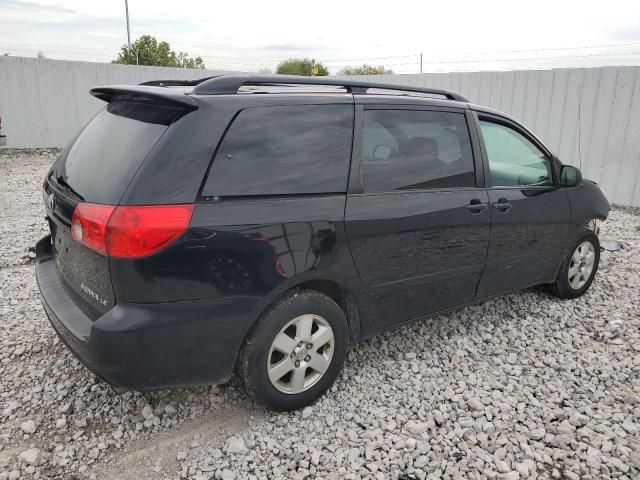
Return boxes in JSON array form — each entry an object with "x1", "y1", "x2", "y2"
[
  {"x1": 139, "y1": 77, "x2": 215, "y2": 87},
  {"x1": 90, "y1": 85, "x2": 199, "y2": 110}
]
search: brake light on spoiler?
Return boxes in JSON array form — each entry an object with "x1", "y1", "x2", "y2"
[{"x1": 71, "y1": 203, "x2": 194, "y2": 259}]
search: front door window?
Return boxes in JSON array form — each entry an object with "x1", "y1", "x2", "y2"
[{"x1": 479, "y1": 120, "x2": 553, "y2": 187}]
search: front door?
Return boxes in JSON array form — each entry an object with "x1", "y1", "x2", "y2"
[
  {"x1": 345, "y1": 106, "x2": 491, "y2": 329},
  {"x1": 475, "y1": 114, "x2": 571, "y2": 298}
]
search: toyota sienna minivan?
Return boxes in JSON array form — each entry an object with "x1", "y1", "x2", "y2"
[{"x1": 36, "y1": 75, "x2": 609, "y2": 410}]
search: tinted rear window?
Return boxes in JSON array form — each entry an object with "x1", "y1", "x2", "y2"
[
  {"x1": 55, "y1": 101, "x2": 182, "y2": 204},
  {"x1": 361, "y1": 109, "x2": 475, "y2": 192},
  {"x1": 203, "y1": 104, "x2": 353, "y2": 196}
]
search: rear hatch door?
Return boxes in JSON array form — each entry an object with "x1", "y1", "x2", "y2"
[
  {"x1": 43, "y1": 180, "x2": 114, "y2": 314},
  {"x1": 44, "y1": 98, "x2": 187, "y2": 313}
]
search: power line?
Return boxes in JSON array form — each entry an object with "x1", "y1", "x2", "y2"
[
  {"x1": 2, "y1": 41, "x2": 640, "y2": 71},
  {"x1": 201, "y1": 41, "x2": 640, "y2": 64},
  {"x1": 0, "y1": 42, "x2": 118, "y2": 52},
  {"x1": 417, "y1": 50, "x2": 640, "y2": 65},
  {"x1": 450, "y1": 41, "x2": 640, "y2": 56},
  {"x1": 3, "y1": 40, "x2": 640, "y2": 62},
  {"x1": 327, "y1": 51, "x2": 640, "y2": 68}
]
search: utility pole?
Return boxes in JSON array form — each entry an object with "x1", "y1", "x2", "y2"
[
  {"x1": 125, "y1": 0, "x2": 131, "y2": 50},
  {"x1": 125, "y1": 0, "x2": 135, "y2": 64},
  {"x1": 419, "y1": 52, "x2": 423, "y2": 74}
]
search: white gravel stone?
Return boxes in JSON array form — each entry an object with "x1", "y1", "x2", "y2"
[
  {"x1": 221, "y1": 469, "x2": 236, "y2": 479},
  {"x1": 19, "y1": 448, "x2": 41, "y2": 466},
  {"x1": 141, "y1": 404, "x2": 154, "y2": 420},
  {"x1": 20, "y1": 419, "x2": 38, "y2": 434},
  {"x1": 467, "y1": 398, "x2": 484, "y2": 411},
  {"x1": 414, "y1": 455, "x2": 428, "y2": 468},
  {"x1": 499, "y1": 472, "x2": 520, "y2": 480},
  {"x1": 405, "y1": 420, "x2": 429, "y2": 435},
  {"x1": 556, "y1": 420, "x2": 575, "y2": 434},
  {"x1": 515, "y1": 462, "x2": 529, "y2": 477},
  {"x1": 495, "y1": 460, "x2": 510, "y2": 473},
  {"x1": 226, "y1": 436, "x2": 248, "y2": 455},
  {"x1": 347, "y1": 447, "x2": 360, "y2": 461},
  {"x1": 528, "y1": 428, "x2": 545, "y2": 440},
  {"x1": 622, "y1": 421, "x2": 638, "y2": 434}
]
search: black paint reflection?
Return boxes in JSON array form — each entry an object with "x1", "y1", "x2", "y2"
[
  {"x1": 345, "y1": 189, "x2": 491, "y2": 328},
  {"x1": 110, "y1": 204, "x2": 342, "y2": 303}
]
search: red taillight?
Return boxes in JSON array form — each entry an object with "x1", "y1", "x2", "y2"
[
  {"x1": 71, "y1": 203, "x2": 194, "y2": 259},
  {"x1": 71, "y1": 203, "x2": 115, "y2": 255},
  {"x1": 106, "y1": 205, "x2": 194, "y2": 258}
]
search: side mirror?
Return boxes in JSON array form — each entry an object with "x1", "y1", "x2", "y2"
[
  {"x1": 373, "y1": 145, "x2": 392, "y2": 161},
  {"x1": 560, "y1": 165, "x2": 582, "y2": 187}
]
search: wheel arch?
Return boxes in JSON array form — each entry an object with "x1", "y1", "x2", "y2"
[
  {"x1": 294, "y1": 279, "x2": 363, "y2": 344},
  {"x1": 247, "y1": 276, "x2": 368, "y2": 346}
]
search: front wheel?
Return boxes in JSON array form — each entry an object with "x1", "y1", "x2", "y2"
[
  {"x1": 238, "y1": 290, "x2": 348, "y2": 411},
  {"x1": 548, "y1": 230, "x2": 600, "y2": 299}
]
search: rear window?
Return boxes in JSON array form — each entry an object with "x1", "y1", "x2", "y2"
[
  {"x1": 360, "y1": 109, "x2": 475, "y2": 192},
  {"x1": 55, "y1": 100, "x2": 182, "y2": 204},
  {"x1": 203, "y1": 104, "x2": 353, "y2": 196}
]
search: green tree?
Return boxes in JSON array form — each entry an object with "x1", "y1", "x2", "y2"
[
  {"x1": 276, "y1": 58, "x2": 328, "y2": 76},
  {"x1": 338, "y1": 64, "x2": 394, "y2": 76},
  {"x1": 176, "y1": 51, "x2": 206, "y2": 69},
  {"x1": 114, "y1": 35, "x2": 205, "y2": 69}
]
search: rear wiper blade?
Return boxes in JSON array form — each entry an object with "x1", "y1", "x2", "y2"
[{"x1": 55, "y1": 176, "x2": 85, "y2": 201}]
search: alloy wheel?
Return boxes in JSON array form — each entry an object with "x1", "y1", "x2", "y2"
[
  {"x1": 568, "y1": 241, "x2": 596, "y2": 289},
  {"x1": 267, "y1": 314, "x2": 334, "y2": 394}
]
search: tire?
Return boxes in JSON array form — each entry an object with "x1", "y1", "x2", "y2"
[
  {"x1": 548, "y1": 230, "x2": 600, "y2": 299},
  {"x1": 238, "y1": 289, "x2": 348, "y2": 411}
]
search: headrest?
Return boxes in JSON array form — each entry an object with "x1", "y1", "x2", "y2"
[{"x1": 406, "y1": 137, "x2": 439, "y2": 158}]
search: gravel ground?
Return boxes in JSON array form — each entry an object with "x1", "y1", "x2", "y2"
[{"x1": 1, "y1": 149, "x2": 639, "y2": 480}]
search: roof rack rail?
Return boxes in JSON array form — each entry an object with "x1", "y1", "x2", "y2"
[
  {"x1": 190, "y1": 75, "x2": 469, "y2": 102},
  {"x1": 139, "y1": 76, "x2": 217, "y2": 87}
]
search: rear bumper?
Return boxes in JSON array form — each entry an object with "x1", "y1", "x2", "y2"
[
  {"x1": 35, "y1": 235, "x2": 254, "y2": 390},
  {"x1": 0, "y1": 135, "x2": 6, "y2": 147}
]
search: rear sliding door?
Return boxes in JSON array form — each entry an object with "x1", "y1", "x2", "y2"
[{"x1": 345, "y1": 105, "x2": 490, "y2": 329}]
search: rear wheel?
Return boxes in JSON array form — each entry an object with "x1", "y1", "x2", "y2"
[
  {"x1": 238, "y1": 290, "x2": 348, "y2": 411},
  {"x1": 548, "y1": 230, "x2": 600, "y2": 299}
]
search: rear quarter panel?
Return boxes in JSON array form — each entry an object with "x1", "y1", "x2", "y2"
[
  {"x1": 118, "y1": 100, "x2": 237, "y2": 205},
  {"x1": 109, "y1": 195, "x2": 369, "y2": 336}
]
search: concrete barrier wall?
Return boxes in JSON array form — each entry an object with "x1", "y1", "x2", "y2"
[
  {"x1": 0, "y1": 56, "x2": 234, "y2": 149},
  {"x1": 345, "y1": 68, "x2": 640, "y2": 207},
  {"x1": 1, "y1": 57, "x2": 639, "y2": 205}
]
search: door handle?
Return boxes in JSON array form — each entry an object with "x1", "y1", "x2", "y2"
[
  {"x1": 465, "y1": 199, "x2": 488, "y2": 213},
  {"x1": 492, "y1": 198, "x2": 513, "y2": 212}
]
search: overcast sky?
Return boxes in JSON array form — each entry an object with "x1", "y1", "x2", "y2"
[{"x1": 1, "y1": 0, "x2": 640, "y2": 73}]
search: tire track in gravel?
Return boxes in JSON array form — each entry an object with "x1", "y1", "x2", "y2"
[{"x1": 92, "y1": 407, "x2": 257, "y2": 480}]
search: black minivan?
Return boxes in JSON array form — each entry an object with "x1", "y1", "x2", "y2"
[{"x1": 37, "y1": 75, "x2": 609, "y2": 410}]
